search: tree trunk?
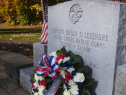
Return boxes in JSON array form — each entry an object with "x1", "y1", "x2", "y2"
[{"x1": 41, "y1": 0, "x2": 44, "y2": 23}]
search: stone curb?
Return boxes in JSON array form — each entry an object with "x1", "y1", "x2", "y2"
[
  {"x1": 0, "y1": 50, "x2": 33, "y2": 84},
  {"x1": 0, "y1": 40, "x2": 38, "y2": 45}
]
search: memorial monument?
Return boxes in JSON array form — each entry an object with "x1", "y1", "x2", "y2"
[
  {"x1": 20, "y1": 0, "x2": 126, "y2": 95},
  {"x1": 47, "y1": 0, "x2": 126, "y2": 95}
]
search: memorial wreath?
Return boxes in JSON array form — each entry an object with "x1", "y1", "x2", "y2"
[{"x1": 30, "y1": 47, "x2": 95, "y2": 95}]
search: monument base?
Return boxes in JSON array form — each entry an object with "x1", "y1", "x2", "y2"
[
  {"x1": 20, "y1": 67, "x2": 34, "y2": 94},
  {"x1": 33, "y1": 42, "x2": 47, "y2": 68},
  {"x1": 19, "y1": 65, "x2": 126, "y2": 95},
  {"x1": 114, "y1": 64, "x2": 126, "y2": 95}
]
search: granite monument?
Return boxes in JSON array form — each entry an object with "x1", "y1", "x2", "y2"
[{"x1": 47, "y1": 0, "x2": 126, "y2": 95}]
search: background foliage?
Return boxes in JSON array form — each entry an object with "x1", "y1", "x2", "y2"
[{"x1": 0, "y1": 0, "x2": 70, "y2": 25}]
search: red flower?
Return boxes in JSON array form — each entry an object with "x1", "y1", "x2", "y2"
[
  {"x1": 58, "y1": 54, "x2": 65, "y2": 60},
  {"x1": 40, "y1": 80, "x2": 47, "y2": 86},
  {"x1": 65, "y1": 73, "x2": 73, "y2": 83},
  {"x1": 31, "y1": 84, "x2": 35, "y2": 89}
]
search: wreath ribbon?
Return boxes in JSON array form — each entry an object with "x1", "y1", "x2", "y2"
[{"x1": 36, "y1": 54, "x2": 65, "y2": 79}]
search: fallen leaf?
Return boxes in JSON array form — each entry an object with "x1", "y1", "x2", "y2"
[
  {"x1": 25, "y1": 48, "x2": 30, "y2": 52},
  {"x1": 9, "y1": 38, "x2": 12, "y2": 40},
  {"x1": 29, "y1": 55, "x2": 33, "y2": 58},
  {"x1": 18, "y1": 85, "x2": 22, "y2": 88}
]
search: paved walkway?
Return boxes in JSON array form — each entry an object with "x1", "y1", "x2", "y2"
[
  {"x1": 0, "y1": 50, "x2": 33, "y2": 95},
  {"x1": 0, "y1": 78, "x2": 30, "y2": 95}
]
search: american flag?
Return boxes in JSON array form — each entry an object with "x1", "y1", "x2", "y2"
[{"x1": 40, "y1": 0, "x2": 48, "y2": 43}]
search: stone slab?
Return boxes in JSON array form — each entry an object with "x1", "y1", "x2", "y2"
[
  {"x1": 0, "y1": 66, "x2": 5, "y2": 72},
  {"x1": 0, "y1": 40, "x2": 36, "y2": 45},
  {"x1": 0, "y1": 92, "x2": 9, "y2": 95},
  {"x1": 0, "y1": 52, "x2": 21, "y2": 60},
  {"x1": 114, "y1": 64, "x2": 126, "y2": 95},
  {"x1": 9, "y1": 89, "x2": 29, "y2": 95},
  {"x1": 5, "y1": 55, "x2": 33, "y2": 83},
  {"x1": 0, "y1": 66, "x2": 6, "y2": 79},
  {"x1": 33, "y1": 42, "x2": 47, "y2": 68},
  {"x1": 48, "y1": 0, "x2": 121, "y2": 95},
  {"x1": 0, "y1": 86, "x2": 5, "y2": 93},
  {"x1": 0, "y1": 77, "x2": 30, "y2": 95},
  {"x1": 20, "y1": 67, "x2": 34, "y2": 94},
  {"x1": 0, "y1": 51, "x2": 10, "y2": 55},
  {"x1": 0, "y1": 78, "x2": 12, "y2": 86},
  {"x1": 1, "y1": 79, "x2": 18, "y2": 92},
  {"x1": 6, "y1": 82, "x2": 18, "y2": 92},
  {"x1": 0, "y1": 72, "x2": 7, "y2": 79},
  {"x1": 5, "y1": 55, "x2": 33, "y2": 67},
  {"x1": 0, "y1": 59, "x2": 6, "y2": 67},
  {"x1": 0, "y1": 51, "x2": 33, "y2": 83}
]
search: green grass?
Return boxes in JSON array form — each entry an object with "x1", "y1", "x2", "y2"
[{"x1": 0, "y1": 24, "x2": 42, "y2": 41}]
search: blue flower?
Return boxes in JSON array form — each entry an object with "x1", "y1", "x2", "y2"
[
  {"x1": 64, "y1": 82, "x2": 69, "y2": 90},
  {"x1": 70, "y1": 76, "x2": 73, "y2": 79},
  {"x1": 78, "y1": 90, "x2": 82, "y2": 93},
  {"x1": 30, "y1": 79, "x2": 33, "y2": 83},
  {"x1": 72, "y1": 71, "x2": 76, "y2": 76},
  {"x1": 62, "y1": 61, "x2": 72, "y2": 67},
  {"x1": 77, "y1": 82, "x2": 82, "y2": 89},
  {"x1": 32, "y1": 89, "x2": 38, "y2": 92}
]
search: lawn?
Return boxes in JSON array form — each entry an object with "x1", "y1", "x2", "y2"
[{"x1": 0, "y1": 24, "x2": 42, "y2": 41}]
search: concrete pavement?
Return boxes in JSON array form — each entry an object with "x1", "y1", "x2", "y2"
[{"x1": 0, "y1": 50, "x2": 33, "y2": 95}]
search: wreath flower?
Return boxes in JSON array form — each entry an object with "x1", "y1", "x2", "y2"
[{"x1": 31, "y1": 47, "x2": 95, "y2": 95}]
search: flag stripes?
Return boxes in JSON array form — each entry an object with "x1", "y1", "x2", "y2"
[{"x1": 40, "y1": 20, "x2": 48, "y2": 43}]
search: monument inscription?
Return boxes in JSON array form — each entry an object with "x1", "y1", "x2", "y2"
[
  {"x1": 48, "y1": 0, "x2": 120, "y2": 95},
  {"x1": 51, "y1": 27, "x2": 109, "y2": 70}
]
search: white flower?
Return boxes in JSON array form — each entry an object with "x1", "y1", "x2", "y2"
[
  {"x1": 63, "y1": 57, "x2": 70, "y2": 63},
  {"x1": 69, "y1": 84, "x2": 79, "y2": 95},
  {"x1": 68, "y1": 79, "x2": 75, "y2": 86},
  {"x1": 60, "y1": 70, "x2": 65, "y2": 79},
  {"x1": 34, "y1": 92, "x2": 39, "y2": 95},
  {"x1": 34, "y1": 73, "x2": 39, "y2": 81},
  {"x1": 63, "y1": 84, "x2": 67, "y2": 90},
  {"x1": 38, "y1": 92, "x2": 43, "y2": 95},
  {"x1": 58, "y1": 59, "x2": 63, "y2": 64},
  {"x1": 63, "y1": 90, "x2": 71, "y2": 95},
  {"x1": 34, "y1": 73, "x2": 44, "y2": 82},
  {"x1": 73, "y1": 73, "x2": 85, "y2": 83},
  {"x1": 34, "y1": 82, "x2": 39, "y2": 88},
  {"x1": 49, "y1": 52, "x2": 57, "y2": 57},
  {"x1": 38, "y1": 85, "x2": 45, "y2": 92},
  {"x1": 67, "y1": 67, "x2": 75, "y2": 73},
  {"x1": 39, "y1": 76, "x2": 44, "y2": 81}
]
